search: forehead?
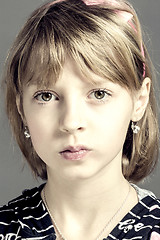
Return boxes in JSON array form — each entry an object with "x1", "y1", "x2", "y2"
[
  {"x1": 18, "y1": 24, "x2": 134, "y2": 93},
  {"x1": 22, "y1": 40, "x2": 126, "y2": 90},
  {"x1": 18, "y1": 25, "x2": 135, "y2": 94},
  {"x1": 24, "y1": 53, "x2": 110, "y2": 86},
  {"x1": 24, "y1": 56, "x2": 132, "y2": 97}
]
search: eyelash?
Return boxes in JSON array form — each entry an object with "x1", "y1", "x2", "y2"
[
  {"x1": 33, "y1": 91, "x2": 59, "y2": 103},
  {"x1": 88, "y1": 89, "x2": 112, "y2": 103},
  {"x1": 33, "y1": 89, "x2": 112, "y2": 104}
]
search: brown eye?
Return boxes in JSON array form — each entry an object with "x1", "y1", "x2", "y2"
[
  {"x1": 34, "y1": 91, "x2": 58, "y2": 102},
  {"x1": 88, "y1": 89, "x2": 111, "y2": 103},
  {"x1": 41, "y1": 92, "x2": 53, "y2": 101},
  {"x1": 94, "y1": 90, "x2": 106, "y2": 99}
]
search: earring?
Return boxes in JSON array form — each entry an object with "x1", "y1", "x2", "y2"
[
  {"x1": 131, "y1": 121, "x2": 140, "y2": 134},
  {"x1": 24, "y1": 126, "x2": 31, "y2": 138}
]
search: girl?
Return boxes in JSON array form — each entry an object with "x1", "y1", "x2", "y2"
[{"x1": 0, "y1": 0, "x2": 160, "y2": 239}]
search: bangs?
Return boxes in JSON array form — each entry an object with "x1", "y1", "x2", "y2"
[
  {"x1": 15, "y1": 0, "x2": 142, "y2": 93},
  {"x1": 18, "y1": 26, "x2": 66, "y2": 90}
]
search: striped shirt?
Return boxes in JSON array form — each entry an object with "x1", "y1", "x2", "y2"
[{"x1": 0, "y1": 184, "x2": 160, "y2": 240}]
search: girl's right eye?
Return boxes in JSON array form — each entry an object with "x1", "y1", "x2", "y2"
[{"x1": 34, "y1": 91, "x2": 59, "y2": 102}]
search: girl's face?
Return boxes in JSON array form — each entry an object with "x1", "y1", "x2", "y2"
[{"x1": 21, "y1": 58, "x2": 137, "y2": 181}]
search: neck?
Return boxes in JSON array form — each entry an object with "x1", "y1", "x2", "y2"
[
  {"x1": 42, "y1": 167, "x2": 137, "y2": 240},
  {"x1": 45, "y1": 167, "x2": 129, "y2": 218}
]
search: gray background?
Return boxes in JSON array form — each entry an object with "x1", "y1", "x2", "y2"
[{"x1": 0, "y1": 0, "x2": 160, "y2": 205}]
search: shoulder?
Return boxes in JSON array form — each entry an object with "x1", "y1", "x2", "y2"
[
  {"x1": 109, "y1": 186, "x2": 160, "y2": 240},
  {"x1": 139, "y1": 194, "x2": 160, "y2": 239},
  {"x1": 0, "y1": 184, "x2": 50, "y2": 238},
  {"x1": 0, "y1": 184, "x2": 44, "y2": 214},
  {"x1": 133, "y1": 185, "x2": 160, "y2": 228},
  {"x1": 131, "y1": 184, "x2": 160, "y2": 224}
]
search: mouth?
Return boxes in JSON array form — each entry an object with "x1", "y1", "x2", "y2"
[{"x1": 59, "y1": 146, "x2": 91, "y2": 161}]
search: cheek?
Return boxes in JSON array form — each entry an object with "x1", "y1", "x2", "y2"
[
  {"x1": 24, "y1": 110, "x2": 53, "y2": 144},
  {"x1": 26, "y1": 118, "x2": 54, "y2": 162},
  {"x1": 96, "y1": 104, "x2": 133, "y2": 147}
]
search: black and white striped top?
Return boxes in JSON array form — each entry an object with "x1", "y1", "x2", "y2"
[{"x1": 0, "y1": 184, "x2": 160, "y2": 240}]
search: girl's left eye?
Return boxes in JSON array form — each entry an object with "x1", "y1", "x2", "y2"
[
  {"x1": 88, "y1": 89, "x2": 111, "y2": 101},
  {"x1": 34, "y1": 92, "x2": 58, "y2": 102}
]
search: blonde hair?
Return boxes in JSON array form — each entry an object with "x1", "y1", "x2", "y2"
[{"x1": 3, "y1": 0, "x2": 159, "y2": 181}]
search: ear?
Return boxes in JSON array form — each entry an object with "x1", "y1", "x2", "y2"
[
  {"x1": 16, "y1": 94, "x2": 27, "y2": 125},
  {"x1": 131, "y1": 77, "x2": 151, "y2": 122}
]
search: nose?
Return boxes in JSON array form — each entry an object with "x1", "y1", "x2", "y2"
[{"x1": 59, "y1": 100, "x2": 86, "y2": 134}]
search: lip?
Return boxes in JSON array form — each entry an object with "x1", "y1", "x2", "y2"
[{"x1": 59, "y1": 145, "x2": 91, "y2": 161}]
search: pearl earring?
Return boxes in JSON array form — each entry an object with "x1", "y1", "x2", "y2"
[
  {"x1": 24, "y1": 126, "x2": 31, "y2": 138},
  {"x1": 131, "y1": 121, "x2": 140, "y2": 134}
]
